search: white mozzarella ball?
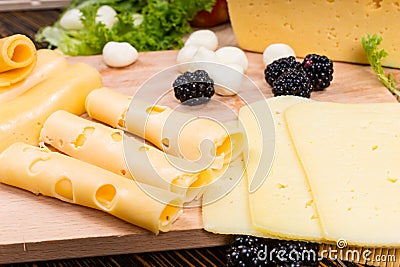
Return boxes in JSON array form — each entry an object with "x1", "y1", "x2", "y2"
[
  {"x1": 215, "y1": 46, "x2": 249, "y2": 72},
  {"x1": 131, "y1": 13, "x2": 144, "y2": 27},
  {"x1": 59, "y1": 8, "x2": 84, "y2": 30},
  {"x1": 207, "y1": 63, "x2": 244, "y2": 96},
  {"x1": 263, "y1": 43, "x2": 296, "y2": 66},
  {"x1": 190, "y1": 46, "x2": 220, "y2": 73},
  {"x1": 96, "y1": 5, "x2": 118, "y2": 29},
  {"x1": 185, "y1": 30, "x2": 218, "y2": 51},
  {"x1": 102, "y1": 42, "x2": 138, "y2": 68},
  {"x1": 176, "y1": 45, "x2": 199, "y2": 73}
]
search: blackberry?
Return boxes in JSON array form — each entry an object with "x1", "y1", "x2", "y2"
[
  {"x1": 264, "y1": 56, "x2": 301, "y2": 87},
  {"x1": 226, "y1": 235, "x2": 320, "y2": 267},
  {"x1": 226, "y1": 235, "x2": 272, "y2": 267},
  {"x1": 302, "y1": 54, "x2": 334, "y2": 91},
  {"x1": 270, "y1": 240, "x2": 319, "y2": 267},
  {"x1": 272, "y1": 68, "x2": 312, "y2": 98},
  {"x1": 173, "y1": 70, "x2": 214, "y2": 106}
]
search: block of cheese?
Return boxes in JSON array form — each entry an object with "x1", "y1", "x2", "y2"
[
  {"x1": 202, "y1": 154, "x2": 273, "y2": 238},
  {"x1": 239, "y1": 96, "x2": 323, "y2": 241},
  {"x1": 0, "y1": 49, "x2": 69, "y2": 103},
  {"x1": 0, "y1": 62, "x2": 102, "y2": 152},
  {"x1": 227, "y1": 1, "x2": 400, "y2": 67},
  {"x1": 40, "y1": 110, "x2": 212, "y2": 202},
  {"x1": 85, "y1": 87, "x2": 245, "y2": 170},
  {"x1": 0, "y1": 34, "x2": 37, "y2": 86},
  {"x1": 285, "y1": 101, "x2": 400, "y2": 246},
  {"x1": 0, "y1": 142, "x2": 183, "y2": 234}
]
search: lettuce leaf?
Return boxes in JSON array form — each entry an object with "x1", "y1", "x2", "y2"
[{"x1": 35, "y1": 0, "x2": 215, "y2": 56}]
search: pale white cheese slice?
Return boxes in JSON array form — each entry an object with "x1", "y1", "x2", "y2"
[
  {"x1": 239, "y1": 96, "x2": 323, "y2": 241},
  {"x1": 285, "y1": 101, "x2": 400, "y2": 247}
]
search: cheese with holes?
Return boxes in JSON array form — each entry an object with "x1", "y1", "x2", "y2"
[
  {"x1": 285, "y1": 101, "x2": 400, "y2": 246},
  {"x1": 0, "y1": 142, "x2": 183, "y2": 234},
  {"x1": 85, "y1": 87, "x2": 244, "y2": 170},
  {"x1": 0, "y1": 49, "x2": 69, "y2": 103},
  {"x1": 0, "y1": 62, "x2": 102, "y2": 152},
  {"x1": 227, "y1": 0, "x2": 400, "y2": 67},
  {"x1": 239, "y1": 96, "x2": 323, "y2": 240},
  {"x1": 0, "y1": 34, "x2": 37, "y2": 86},
  {"x1": 40, "y1": 110, "x2": 212, "y2": 201}
]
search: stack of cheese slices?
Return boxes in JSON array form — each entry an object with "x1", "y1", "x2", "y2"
[{"x1": 203, "y1": 96, "x2": 400, "y2": 264}]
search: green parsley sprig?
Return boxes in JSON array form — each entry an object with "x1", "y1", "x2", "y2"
[{"x1": 362, "y1": 34, "x2": 400, "y2": 100}]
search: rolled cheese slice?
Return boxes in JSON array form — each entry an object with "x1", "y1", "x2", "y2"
[
  {"x1": 85, "y1": 87, "x2": 244, "y2": 169},
  {"x1": 0, "y1": 142, "x2": 183, "y2": 234},
  {"x1": 0, "y1": 62, "x2": 102, "y2": 152},
  {"x1": 0, "y1": 34, "x2": 37, "y2": 86},
  {"x1": 40, "y1": 110, "x2": 212, "y2": 201},
  {"x1": 0, "y1": 49, "x2": 69, "y2": 103}
]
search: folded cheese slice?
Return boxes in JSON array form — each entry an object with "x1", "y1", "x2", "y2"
[
  {"x1": 0, "y1": 34, "x2": 37, "y2": 86},
  {"x1": 0, "y1": 142, "x2": 183, "y2": 234},
  {"x1": 40, "y1": 110, "x2": 212, "y2": 201},
  {"x1": 85, "y1": 87, "x2": 244, "y2": 170},
  {"x1": 285, "y1": 101, "x2": 400, "y2": 247},
  {"x1": 0, "y1": 49, "x2": 69, "y2": 103},
  {"x1": 0, "y1": 62, "x2": 102, "y2": 153},
  {"x1": 239, "y1": 96, "x2": 323, "y2": 241}
]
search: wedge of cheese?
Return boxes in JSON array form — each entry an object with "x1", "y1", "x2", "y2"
[
  {"x1": 285, "y1": 101, "x2": 400, "y2": 247},
  {"x1": 0, "y1": 62, "x2": 102, "y2": 152},
  {"x1": 202, "y1": 154, "x2": 273, "y2": 238},
  {"x1": 0, "y1": 34, "x2": 37, "y2": 86},
  {"x1": 227, "y1": 0, "x2": 400, "y2": 67},
  {"x1": 40, "y1": 110, "x2": 212, "y2": 201},
  {"x1": 239, "y1": 96, "x2": 323, "y2": 241},
  {"x1": 85, "y1": 87, "x2": 244, "y2": 170},
  {"x1": 0, "y1": 49, "x2": 69, "y2": 103},
  {"x1": 0, "y1": 142, "x2": 183, "y2": 234}
]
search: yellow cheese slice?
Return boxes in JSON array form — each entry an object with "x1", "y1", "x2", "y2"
[
  {"x1": 0, "y1": 142, "x2": 183, "y2": 234},
  {"x1": 202, "y1": 154, "x2": 273, "y2": 238},
  {"x1": 40, "y1": 110, "x2": 212, "y2": 202},
  {"x1": 85, "y1": 87, "x2": 244, "y2": 170},
  {"x1": 0, "y1": 49, "x2": 69, "y2": 103},
  {"x1": 239, "y1": 96, "x2": 323, "y2": 241},
  {"x1": 285, "y1": 101, "x2": 400, "y2": 247},
  {"x1": 227, "y1": 0, "x2": 400, "y2": 67},
  {"x1": 0, "y1": 62, "x2": 102, "y2": 152},
  {"x1": 0, "y1": 34, "x2": 37, "y2": 86}
]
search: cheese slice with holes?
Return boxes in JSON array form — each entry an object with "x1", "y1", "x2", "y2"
[
  {"x1": 85, "y1": 87, "x2": 244, "y2": 170},
  {"x1": 40, "y1": 110, "x2": 212, "y2": 201},
  {"x1": 0, "y1": 62, "x2": 102, "y2": 153},
  {"x1": 0, "y1": 142, "x2": 183, "y2": 234},
  {"x1": 0, "y1": 34, "x2": 37, "y2": 86},
  {"x1": 285, "y1": 101, "x2": 400, "y2": 247},
  {"x1": 0, "y1": 49, "x2": 69, "y2": 103},
  {"x1": 239, "y1": 96, "x2": 323, "y2": 240}
]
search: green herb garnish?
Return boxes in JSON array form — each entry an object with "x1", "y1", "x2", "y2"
[
  {"x1": 362, "y1": 34, "x2": 400, "y2": 99},
  {"x1": 35, "y1": 0, "x2": 215, "y2": 56}
]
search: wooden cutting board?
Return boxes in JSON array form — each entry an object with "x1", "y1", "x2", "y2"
[{"x1": 0, "y1": 50, "x2": 398, "y2": 264}]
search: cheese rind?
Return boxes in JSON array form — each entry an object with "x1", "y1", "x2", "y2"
[
  {"x1": 285, "y1": 101, "x2": 400, "y2": 246},
  {"x1": 0, "y1": 142, "x2": 183, "y2": 234},
  {"x1": 0, "y1": 34, "x2": 37, "y2": 86},
  {"x1": 40, "y1": 110, "x2": 209, "y2": 202},
  {"x1": 227, "y1": 0, "x2": 400, "y2": 67},
  {"x1": 0, "y1": 62, "x2": 102, "y2": 152},
  {"x1": 239, "y1": 96, "x2": 323, "y2": 241},
  {"x1": 0, "y1": 49, "x2": 69, "y2": 103}
]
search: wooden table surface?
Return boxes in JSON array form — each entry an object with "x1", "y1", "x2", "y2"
[{"x1": 0, "y1": 8, "x2": 396, "y2": 267}]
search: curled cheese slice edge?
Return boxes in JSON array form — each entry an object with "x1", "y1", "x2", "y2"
[
  {"x1": 0, "y1": 142, "x2": 183, "y2": 234},
  {"x1": 0, "y1": 34, "x2": 37, "y2": 86}
]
